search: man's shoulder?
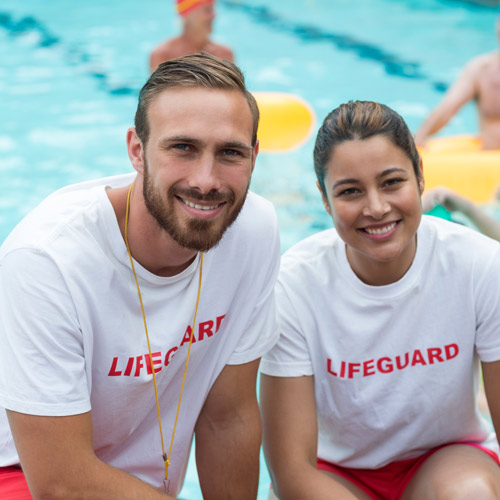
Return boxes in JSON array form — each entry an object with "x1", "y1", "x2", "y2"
[
  {"x1": 213, "y1": 191, "x2": 278, "y2": 257},
  {"x1": 235, "y1": 191, "x2": 278, "y2": 233},
  {"x1": 206, "y1": 41, "x2": 234, "y2": 61},
  {"x1": 243, "y1": 189, "x2": 276, "y2": 215},
  {"x1": 150, "y1": 38, "x2": 184, "y2": 69},
  {"x1": 465, "y1": 51, "x2": 497, "y2": 74},
  {"x1": 478, "y1": 51, "x2": 500, "y2": 75},
  {"x1": 1, "y1": 174, "x2": 133, "y2": 256}
]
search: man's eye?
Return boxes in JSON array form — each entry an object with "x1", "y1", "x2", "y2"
[
  {"x1": 223, "y1": 149, "x2": 242, "y2": 157},
  {"x1": 173, "y1": 144, "x2": 192, "y2": 152}
]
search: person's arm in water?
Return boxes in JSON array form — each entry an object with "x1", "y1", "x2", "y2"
[
  {"x1": 414, "y1": 56, "x2": 483, "y2": 147},
  {"x1": 7, "y1": 410, "x2": 176, "y2": 499},
  {"x1": 194, "y1": 359, "x2": 261, "y2": 500},
  {"x1": 260, "y1": 374, "x2": 367, "y2": 500},
  {"x1": 422, "y1": 186, "x2": 500, "y2": 241}
]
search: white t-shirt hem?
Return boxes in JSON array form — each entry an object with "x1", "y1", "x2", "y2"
[
  {"x1": 228, "y1": 332, "x2": 279, "y2": 365},
  {"x1": 259, "y1": 359, "x2": 313, "y2": 376},
  {"x1": 0, "y1": 394, "x2": 91, "y2": 417},
  {"x1": 477, "y1": 348, "x2": 500, "y2": 363}
]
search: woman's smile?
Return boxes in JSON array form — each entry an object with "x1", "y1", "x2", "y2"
[{"x1": 321, "y1": 135, "x2": 424, "y2": 285}]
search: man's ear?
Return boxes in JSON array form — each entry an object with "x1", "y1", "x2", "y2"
[
  {"x1": 251, "y1": 139, "x2": 259, "y2": 174},
  {"x1": 317, "y1": 181, "x2": 332, "y2": 216},
  {"x1": 126, "y1": 127, "x2": 145, "y2": 174}
]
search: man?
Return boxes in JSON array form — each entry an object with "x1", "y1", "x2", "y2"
[
  {"x1": 150, "y1": 0, "x2": 234, "y2": 73},
  {"x1": 0, "y1": 53, "x2": 280, "y2": 499},
  {"x1": 415, "y1": 17, "x2": 500, "y2": 150}
]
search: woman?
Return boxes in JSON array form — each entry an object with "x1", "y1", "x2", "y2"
[{"x1": 260, "y1": 101, "x2": 500, "y2": 499}]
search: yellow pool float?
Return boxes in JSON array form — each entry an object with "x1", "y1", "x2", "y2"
[
  {"x1": 253, "y1": 92, "x2": 316, "y2": 153},
  {"x1": 420, "y1": 135, "x2": 500, "y2": 202}
]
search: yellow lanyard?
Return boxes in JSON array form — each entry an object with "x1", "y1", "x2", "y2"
[{"x1": 124, "y1": 182, "x2": 203, "y2": 489}]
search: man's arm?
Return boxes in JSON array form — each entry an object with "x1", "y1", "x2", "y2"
[
  {"x1": 260, "y1": 374, "x2": 365, "y2": 500},
  {"x1": 7, "y1": 410, "x2": 175, "y2": 500},
  {"x1": 194, "y1": 359, "x2": 261, "y2": 500},
  {"x1": 415, "y1": 56, "x2": 483, "y2": 147}
]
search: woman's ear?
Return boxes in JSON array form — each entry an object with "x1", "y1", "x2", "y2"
[
  {"x1": 418, "y1": 158, "x2": 425, "y2": 194},
  {"x1": 317, "y1": 181, "x2": 332, "y2": 216}
]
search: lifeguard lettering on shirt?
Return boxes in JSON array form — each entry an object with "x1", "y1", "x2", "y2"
[
  {"x1": 326, "y1": 343, "x2": 459, "y2": 379},
  {"x1": 107, "y1": 314, "x2": 226, "y2": 377}
]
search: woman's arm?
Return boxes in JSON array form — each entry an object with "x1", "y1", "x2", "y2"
[
  {"x1": 481, "y1": 360, "x2": 500, "y2": 439},
  {"x1": 260, "y1": 374, "x2": 366, "y2": 500}
]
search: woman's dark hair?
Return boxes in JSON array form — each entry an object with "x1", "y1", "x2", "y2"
[{"x1": 313, "y1": 100, "x2": 421, "y2": 197}]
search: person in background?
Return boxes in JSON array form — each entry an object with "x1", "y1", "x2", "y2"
[
  {"x1": 423, "y1": 186, "x2": 500, "y2": 242},
  {"x1": 0, "y1": 53, "x2": 280, "y2": 500},
  {"x1": 415, "y1": 16, "x2": 500, "y2": 150},
  {"x1": 150, "y1": 0, "x2": 234, "y2": 73},
  {"x1": 261, "y1": 100, "x2": 500, "y2": 499}
]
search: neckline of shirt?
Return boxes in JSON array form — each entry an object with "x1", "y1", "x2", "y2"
[
  {"x1": 333, "y1": 218, "x2": 432, "y2": 299},
  {"x1": 97, "y1": 179, "x2": 200, "y2": 286}
]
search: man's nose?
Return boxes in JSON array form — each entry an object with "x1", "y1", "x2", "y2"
[{"x1": 187, "y1": 155, "x2": 221, "y2": 194}]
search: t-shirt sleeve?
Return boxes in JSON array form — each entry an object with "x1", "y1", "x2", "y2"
[
  {"x1": 226, "y1": 215, "x2": 281, "y2": 366},
  {"x1": 474, "y1": 245, "x2": 500, "y2": 362},
  {"x1": 0, "y1": 249, "x2": 91, "y2": 416},
  {"x1": 259, "y1": 274, "x2": 313, "y2": 377}
]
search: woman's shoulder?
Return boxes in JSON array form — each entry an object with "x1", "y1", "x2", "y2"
[
  {"x1": 279, "y1": 228, "x2": 341, "y2": 280},
  {"x1": 284, "y1": 228, "x2": 339, "y2": 257},
  {"x1": 421, "y1": 215, "x2": 500, "y2": 264},
  {"x1": 423, "y1": 214, "x2": 498, "y2": 244}
]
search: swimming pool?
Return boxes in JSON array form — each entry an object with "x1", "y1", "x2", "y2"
[{"x1": 0, "y1": 0, "x2": 496, "y2": 497}]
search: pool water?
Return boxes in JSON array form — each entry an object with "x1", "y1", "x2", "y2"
[{"x1": 0, "y1": 0, "x2": 497, "y2": 497}]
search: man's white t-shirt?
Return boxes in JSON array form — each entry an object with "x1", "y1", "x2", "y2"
[
  {"x1": 261, "y1": 215, "x2": 500, "y2": 469},
  {"x1": 0, "y1": 173, "x2": 280, "y2": 494}
]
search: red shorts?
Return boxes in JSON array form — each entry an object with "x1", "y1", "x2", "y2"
[
  {"x1": 317, "y1": 443, "x2": 500, "y2": 500},
  {"x1": 0, "y1": 466, "x2": 32, "y2": 500}
]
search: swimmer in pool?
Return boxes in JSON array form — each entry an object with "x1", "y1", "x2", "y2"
[
  {"x1": 423, "y1": 186, "x2": 500, "y2": 242},
  {"x1": 150, "y1": 0, "x2": 234, "y2": 73},
  {"x1": 415, "y1": 16, "x2": 500, "y2": 150},
  {"x1": 261, "y1": 100, "x2": 500, "y2": 499}
]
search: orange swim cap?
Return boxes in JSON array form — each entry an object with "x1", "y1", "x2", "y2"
[{"x1": 176, "y1": 0, "x2": 214, "y2": 17}]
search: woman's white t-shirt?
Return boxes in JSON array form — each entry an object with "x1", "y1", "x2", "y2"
[{"x1": 261, "y1": 215, "x2": 500, "y2": 468}]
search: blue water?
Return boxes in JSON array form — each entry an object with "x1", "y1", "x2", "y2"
[{"x1": 0, "y1": 0, "x2": 497, "y2": 497}]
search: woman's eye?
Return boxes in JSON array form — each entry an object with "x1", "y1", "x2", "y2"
[
  {"x1": 338, "y1": 187, "x2": 359, "y2": 197},
  {"x1": 384, "y1": 178, "x2": 404, "y2": 187}
]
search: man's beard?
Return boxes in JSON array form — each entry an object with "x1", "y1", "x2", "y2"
[{"x1": 142, "y1": 162, "x2": 249, "y2": 252}]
